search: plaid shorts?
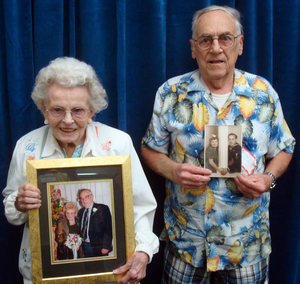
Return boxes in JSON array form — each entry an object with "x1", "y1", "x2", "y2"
[{"x1": 162, "y1": 247, "x2": 269, "y2": 284}]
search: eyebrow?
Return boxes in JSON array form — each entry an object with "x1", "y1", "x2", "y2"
[{"x1": 198, "y1": 32, "x2": 233, "y2": 37}]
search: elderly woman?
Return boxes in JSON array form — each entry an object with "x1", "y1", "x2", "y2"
[
  {"x1": 55, "y1": 202, "x2": 83, "y2": 260},
  {"x1": 2, "y1": 57, "x2": 159, "y2": 284}
]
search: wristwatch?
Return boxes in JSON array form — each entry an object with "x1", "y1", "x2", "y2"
[{"x1": 263, "y1": 172, "x2": 276, "y2": 191}]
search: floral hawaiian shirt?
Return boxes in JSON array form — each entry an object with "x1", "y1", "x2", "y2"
[{"x1": 142, "y1": 69, "x2": 295, "y2": 271}]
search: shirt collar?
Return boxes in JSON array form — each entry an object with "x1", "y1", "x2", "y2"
[
  {"x1": 40, "y1": 122, "x2": 103, "y2": 159},
  {"x1": 81, "y1": 122, "x2": 103, "y2": 157},
  {"x1": 40, "y1": 127, "x2": 62, "y2": 158},
  {"x1": 233, "y1": 69, "x2": 253, "y2": 98},
  {"x1": 185, "y1": 69, "x2": 253, "y2": 99}
]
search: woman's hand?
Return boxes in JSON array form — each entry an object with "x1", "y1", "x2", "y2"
[
  {"x1": 15, "y1": 184, "x2": 41, "y2": 212},
  {"x1": 113, "y1": 251, "x2": 149, "y2": 284},
  {"x1": 219, "y1": 168, "x2": 228, "y2": 175}
]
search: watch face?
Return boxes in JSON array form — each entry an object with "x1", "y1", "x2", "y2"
[{"x1": 270, "y1": 182, "x2": 276, "y2": 190}]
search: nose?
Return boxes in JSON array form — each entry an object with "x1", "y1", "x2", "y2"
[
  {"x1": 63, "y1": 110, "x2": 74, "y2": 124},
  {"x1": 210, "y1": 38, "x2": 223, "y2": 53}
]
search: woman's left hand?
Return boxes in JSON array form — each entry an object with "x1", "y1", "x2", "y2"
[{"x1": 113, "y1": 251, "x2": 149, "y2": 284}]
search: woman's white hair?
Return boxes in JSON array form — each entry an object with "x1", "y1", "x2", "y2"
[
  {"x1": 191, "y1": 5, "x2": 244, "y2": 38},
  {"x1": 31, "y1": 57, "x2": 108, "y2": 114}
]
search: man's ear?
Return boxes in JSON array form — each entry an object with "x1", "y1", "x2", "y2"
[
  {"x1": 238, "y1": 35, "x2": 244, "y2": 56},
  {"x1": 189, "y1": 39, "x2": 196, "y2": 59}
]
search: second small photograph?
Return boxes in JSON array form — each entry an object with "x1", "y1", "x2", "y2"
[{"x1": 204, "y1": 125, "x2": 242, "y2": 178}]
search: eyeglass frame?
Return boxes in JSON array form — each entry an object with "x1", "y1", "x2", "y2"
[
  {"x1": 79, "y1": 193, "x2": 92, "y2": 202},
  {"x1": 193, "y1": 34, "x2": 241, "y2": 50},
  {"x1": 45, "y1": 107, "x2": 91, "y2": 120}
]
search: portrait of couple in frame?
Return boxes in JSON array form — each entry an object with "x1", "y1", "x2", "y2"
[{"x1": 50, "y1": 181, "x2": 115, "y2": 264}]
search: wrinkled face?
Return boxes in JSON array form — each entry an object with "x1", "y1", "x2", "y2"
[
  {"x1": 190, "y1": 10, "x2": 243, "y2": 86},
  {"x1": 65, "y1": 209, "x2": 76, "y2": 223},
  {"x1": 210, "y1": 139, "x2": 218, "y2": 148},
  {"x1": 42, "y1": 83, "x2": 94, "y2": 150},
  {"x1": 80, "y1": 190, "x2": 94, "y2": 209},
  {"x1": 228, "y1": 135, "x2": 237, "y2": 146}
]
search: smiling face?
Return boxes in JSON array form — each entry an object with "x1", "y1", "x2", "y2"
[
  {"x1": 80, "y1": 190, "x2": 94, "y2": 209},
  {"x1": 42, "y1": 83, "x2": 94, "y2": 152},
  {"x1": 65, "y1": 208, "x2": 76, "y2": 223},
  {"x1": 210, "y1": 138, "x2": 218, "y2": 148},
  {"x1": 190, "y1": 10, "x2": 243, "y2": 91},
  {"x1": 228, "y1": 134, "x2": 237, "y2": 147}
]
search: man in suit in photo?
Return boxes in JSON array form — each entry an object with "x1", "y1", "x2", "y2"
[{"x1": 78, "y1": 188, "x2": 113, "y2": 257}]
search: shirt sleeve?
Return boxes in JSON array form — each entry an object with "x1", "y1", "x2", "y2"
[
  {"x1": 124, "y1": 135, "x2": 159, "y2": 262},
  {"x1": 266, "y1": 83, "x2": 295, "y2": 158},
  {"x1": 2, "y1": 139, "x2": 29, "y2": 225}
]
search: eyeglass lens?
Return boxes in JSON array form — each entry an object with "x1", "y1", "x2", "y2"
[
  {"x1": 47, "y1": 107, "x2": 89, "y2": 119},
  {"x1": 196, "y1": 34, "x2": 237, "y2": 49},
  {"x1": 80, "y1": 194, "x2": 91, "y2": 201}
]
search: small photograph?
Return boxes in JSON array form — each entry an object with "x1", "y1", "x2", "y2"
[
  {"x1": 204, "y1": 125, "x2": 242, "y2": 178},
  {"x1": 49, "y1": 180, "x2": 115, "y2": 264}
]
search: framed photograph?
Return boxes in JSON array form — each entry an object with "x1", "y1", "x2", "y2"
[
  {"x1": 204, "y1": 125, "x2": 242, "y2": 178},
  {"x1": 27, "y1": 156, "x2": 135, "y2": 284}
]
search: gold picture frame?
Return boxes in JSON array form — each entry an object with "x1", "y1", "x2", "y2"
[{"x1": 27, "y1": 156, "x2": 135, "y2": 284}]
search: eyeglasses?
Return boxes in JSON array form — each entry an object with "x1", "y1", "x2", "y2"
[
  {"x1": 46, "y1": 107, "x2": 90, "y2": 120},
  {"x1": 79, "y1": 194, "x2": 92, "y2": 202},
  {"x1": 193, "y1": 34, "x2": 241, "y2": 50}
]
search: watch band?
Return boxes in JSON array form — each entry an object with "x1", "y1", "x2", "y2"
[{"x1": 263, "y1": 172, "x2": 276, "y2": 191}]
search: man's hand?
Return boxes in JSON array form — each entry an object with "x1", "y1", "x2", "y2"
[
  {"x1": 141, "y1": 147, "x2": 211, "y2": 188},
  {"x1": 101, "y1": 248, "x2": 109, "y2": 255},
  {"x1": 235, "y1": 173, "x2": 272, "y2": 198},
  {"x1": 113, "y1": 251, "x2": 149, "y2": 284},
  {"x1": 15, "y1": 184, "x2": 41, "y2": 212},
  {"x1": 172, "y1": 164, "x2": 212, "y2": 189}
]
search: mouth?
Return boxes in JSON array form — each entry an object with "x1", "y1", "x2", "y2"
[
  {"x1": 208, "y1": 60, "x2": 224, "y2": 65},
  {"x1": 60, "y1": 128, "x2": 76, "y2": 133}
]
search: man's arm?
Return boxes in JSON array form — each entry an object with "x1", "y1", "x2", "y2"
[
  {"x1": 101, "y1": 205, "x2": 113, "y2": 253},
  {"x1": 141, "y1": 147, "x2": 212, "y2": 189},
  {"x1": 235, "y1": 151, "x2": 293, "y2": 198}
]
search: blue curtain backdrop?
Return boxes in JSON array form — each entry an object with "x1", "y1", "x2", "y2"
[{"x1": 0, "y1": 0, "x2": 299, "y2": 283}]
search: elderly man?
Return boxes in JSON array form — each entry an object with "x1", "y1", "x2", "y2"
[
  {"x1": 77, "y1": 189, "x2": 113, "y2": 257},
  {"x1": 141, "y1": 5, "x2": 295, "y2": 283}
]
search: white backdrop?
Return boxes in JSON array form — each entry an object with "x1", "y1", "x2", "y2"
[{"x1": 53, "y1": 180, "x2": 113, "y2": 211}]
